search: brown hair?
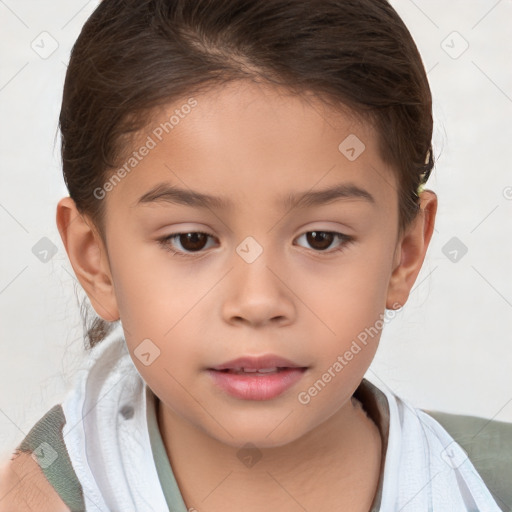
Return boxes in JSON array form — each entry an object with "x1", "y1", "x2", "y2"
[{"x1": 59, "y1": 0, "x2": 435, "y2": 349}]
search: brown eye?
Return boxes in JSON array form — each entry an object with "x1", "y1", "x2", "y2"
[
  {"x1": 177, "y1": 232, "x2": 209, "y2": 251},
  {"x1": 305, "y1": 231, "x2": 335, "y2": 251},
  {"x1": 158, "y1": 231, "x2": 216, "y2": 257},
  {"x1": 295, "y1": 231, "x2": 353, "y2": 254}
]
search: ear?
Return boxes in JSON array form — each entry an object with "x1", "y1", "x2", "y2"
[
  {"x1": 386, "y1": 189, "x2": 437, "y2": 309},
  {"x1": 56, "y1": 197, "x2": 119, "y2": 322}
]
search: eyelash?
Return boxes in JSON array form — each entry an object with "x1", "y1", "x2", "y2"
[{"x1": 157, "y1": 230, "x2": 354, "y2": 258}]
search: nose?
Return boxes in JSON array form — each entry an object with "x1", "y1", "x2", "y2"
[{"x1": 221, "y1": 246, "x2": 295, "y2": 328}]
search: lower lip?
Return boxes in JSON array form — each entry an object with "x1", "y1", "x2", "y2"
[{"x1": 208, "y1": 368, "x2": 307, "y2": 400}]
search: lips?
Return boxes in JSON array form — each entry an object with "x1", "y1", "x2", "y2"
[
  {"x1": 209, "y1": 355, "x2": 306, "y2": 372},
  {"x1": 207, "y1": 355, "x2": 309, "y2": 400}
]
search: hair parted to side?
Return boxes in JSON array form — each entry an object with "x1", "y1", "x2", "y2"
[{"x1": 59, "y1": 0, "x2": 435, "y2": 349}]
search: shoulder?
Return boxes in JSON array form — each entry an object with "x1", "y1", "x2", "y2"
[
  {"x1": 424, "y1": 409, "x2": 512, "y2": 462},
  {"x1": 0, "y1": 451, "x2": 71, "y2": 512},
  {"x1": 423, "y1": 409, "x2": 512, "y2": 510},
  {"x1": 0, "y1": 403, "x2": 85, "y2": 512}
]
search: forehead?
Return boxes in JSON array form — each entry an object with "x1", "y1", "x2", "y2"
[{"x1": 107, "y1": 80, "x2": 398, "y2": 215}]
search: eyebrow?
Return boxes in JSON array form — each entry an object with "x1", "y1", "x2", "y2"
[{"x1": 134, "y1": 182, "x2": 375, "y2": 210}]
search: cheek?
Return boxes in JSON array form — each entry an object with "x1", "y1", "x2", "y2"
[
  {"x1": 108, "y1": 236, "x2": 197, "y2": 333},
  {"x1": 300, "y1": 248, "x2": 393, "y2": 332},
  {"x1": 108, "y1": 243, "x2": 206, "y2": 355},
  {"x1": 295, "y1": 238, "x2": 395, "y2": 375}
]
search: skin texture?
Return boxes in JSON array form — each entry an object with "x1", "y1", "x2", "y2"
[
  {"x1": 49, "y1": 80, "x2": 436, "y2": 510},
  {"x1": 0, "y1": 454, "x2": 70, "y2": 511}
]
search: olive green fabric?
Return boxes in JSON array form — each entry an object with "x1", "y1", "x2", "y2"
[
  {"x1": 146, "y1": 386, "x2": 189, "y2": 511},
  {"x1": 16, "y1": 404, "x2": 86, "y2": 512},
  {"x1": 425, "y1": 410, "x2": 512, "y2": 511}
]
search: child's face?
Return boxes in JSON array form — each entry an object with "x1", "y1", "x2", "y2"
[{"x1": 88, "y1": 80, "x2": 430, "y2": 447}]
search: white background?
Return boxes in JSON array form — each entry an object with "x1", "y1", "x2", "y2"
[{"x1": 1, "y1": 0, "x2": 511, "y2": 462}]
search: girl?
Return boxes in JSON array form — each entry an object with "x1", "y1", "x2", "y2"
[{"x1": 1, "y1": 0, "x2": 509, "y2": 510}]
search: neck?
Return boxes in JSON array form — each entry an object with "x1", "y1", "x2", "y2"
[{"x1": 157, "y1": 395, "x2": 382, "y2": 511}]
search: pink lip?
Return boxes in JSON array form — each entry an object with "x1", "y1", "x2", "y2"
[
  {"x1": 208, "y1": 354, "x2": 308, "y2": 401},
  {"x1": 208, "y1": 368, "x2": 307, "y2": 400}
]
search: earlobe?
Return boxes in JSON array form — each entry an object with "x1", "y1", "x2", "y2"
[
  {"x1": 386, "y1": 190, "x2": 438, "y2": 309},
  {"x1": 56, "y1": 197, "x2": 120, "y2": 322}
]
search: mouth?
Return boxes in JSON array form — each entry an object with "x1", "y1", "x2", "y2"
[
  {"x1": 212, "y1": 367, "x2": 303, "y2": 375},
  {"x1": 209, "y1": 354, "x2": 307, "y2": 372},
  {"x1": 207, "y1": 355, "x2": 309, "y2": 400}
]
